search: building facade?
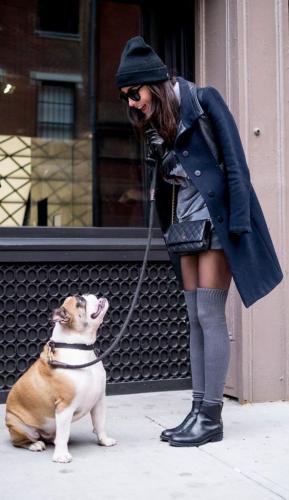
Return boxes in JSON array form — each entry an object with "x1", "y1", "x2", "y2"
[{"x1": 0, "y1": 0, "x2": 288, "y2": 403}]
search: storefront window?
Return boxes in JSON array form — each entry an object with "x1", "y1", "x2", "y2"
[
  {"x1": 0, "y1": 0, "x2": 145, "y2": 228},
  {"x1": 0, "y1": 0, "x2": 194, "y2": 228}
]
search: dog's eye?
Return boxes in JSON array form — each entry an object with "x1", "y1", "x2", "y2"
[{"x1": 76, "y1": 295, "x2": 86, "y2": 308}]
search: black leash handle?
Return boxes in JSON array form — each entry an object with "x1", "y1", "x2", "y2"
[{"x1": 48, "y1": 161, "x2": 158, "y2": 369}]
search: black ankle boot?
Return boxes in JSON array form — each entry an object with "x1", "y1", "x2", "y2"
[
  {"x1": 169, "y1": 401, "x2": 223, "y2": 447},
  {"x1": 160, "y1": 400, "x2": 202, "y2": 442}
]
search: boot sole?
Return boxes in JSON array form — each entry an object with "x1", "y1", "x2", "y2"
[
  {"x1": 169, "y1": 433, "x2": 223, "y2": 447},
  {"x1": 160, "y1": 435, "x2": 170, "y2": 442}
]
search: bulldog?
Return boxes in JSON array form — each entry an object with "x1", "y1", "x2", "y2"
[{"x1": 5, "y1": 294, "x2": 116, "y2": 463}]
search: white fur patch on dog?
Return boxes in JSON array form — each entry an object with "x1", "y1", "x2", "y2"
[{"x1": 29, "y1": 441, "x2": 46, "y2": 452}]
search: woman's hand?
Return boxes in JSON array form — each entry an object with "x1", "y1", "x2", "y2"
[
  {"x1": 145, "y1": 127, "x2": 166, "y2": 158},
  {"x1": 145, "y1": 127, "x2": 177, "y2": 176},
  {"x1": 161, "y1": 150, "x2": 177, "y2": 177}
]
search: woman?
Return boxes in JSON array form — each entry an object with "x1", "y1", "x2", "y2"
[{"x1": 116, "y1": 36, "x2": 283, "y2": 447}]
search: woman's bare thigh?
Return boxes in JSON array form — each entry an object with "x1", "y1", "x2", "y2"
[
  {"x1": 180, "y1": 254, "x2": 199, "y2": 291},
  {"x1": 180, "y1": 250, "x2": 232, "y2": 291},
  {"x1": 198, "y1": 249, "x2": 232, "y2": 290}
]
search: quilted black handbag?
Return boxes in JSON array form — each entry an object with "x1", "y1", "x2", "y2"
[{"x1": 164, "y1": 184, "x2": 212, "y2": 255}]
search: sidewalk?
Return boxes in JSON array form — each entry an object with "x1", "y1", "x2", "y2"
[{"x1": 1, "y1": 390, "x2": 289, "y2": 500}]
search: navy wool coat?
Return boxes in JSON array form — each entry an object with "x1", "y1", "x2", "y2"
[{"x1": 154, "y1": 77, "x2": 283, "y2": 308}]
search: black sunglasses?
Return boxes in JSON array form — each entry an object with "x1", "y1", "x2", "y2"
[{"x1": 119, "y1": 85, "x2": 143, "y2": 103}]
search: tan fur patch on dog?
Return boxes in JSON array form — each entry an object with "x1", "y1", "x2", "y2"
[
  {"x1": 6, "y1": 347, "x2": 76, "y2": 434},
  {"x1": 61, "y1": 296, "x2": 81, "y2": 329}
]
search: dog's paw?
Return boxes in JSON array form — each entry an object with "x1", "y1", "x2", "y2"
[
  {"x1": 98, "y1": 436, "x2": 117, "y2": 447},
  {"x1": 29, "y1": 441, "x2": 46, "y2": 452},
  {"x1": 52, "y1": 451, "x2": 72, "y2": 463}
]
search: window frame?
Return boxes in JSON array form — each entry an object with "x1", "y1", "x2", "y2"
[{"x1": 0, "y1": 226, "x2": 165, "y2": 260}]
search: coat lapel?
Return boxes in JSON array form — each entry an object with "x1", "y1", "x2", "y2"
[{"x1": 175, "y1": 77, "x2": 204, "y2": 143}]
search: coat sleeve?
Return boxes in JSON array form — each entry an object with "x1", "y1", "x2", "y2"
[{"x1": 199, "y1": 86, "x2": 252, "y2": 235}]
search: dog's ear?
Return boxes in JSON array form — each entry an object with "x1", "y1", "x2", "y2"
[{"x1": 51, "y1": 306, "x2": 71, "y2": 324}]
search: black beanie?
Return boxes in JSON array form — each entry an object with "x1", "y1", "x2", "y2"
[{"x1": 116, "y1": 36, "x2": 169, "y2": 88}]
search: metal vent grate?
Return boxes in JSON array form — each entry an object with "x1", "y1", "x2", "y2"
[{"x1": 0, "y1": 262, "x2": 190, "y2": 394}]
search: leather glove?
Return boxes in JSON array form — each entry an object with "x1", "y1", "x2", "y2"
[
  {"x1": 145, "y1": 127, "x2": 177, "y2": 176},
  {"x1": 145, "y1": 127, "x2": 166, "y2": 159},
  {"x1": 161, "y1": 149, "x2": 178, "y2": 177}
]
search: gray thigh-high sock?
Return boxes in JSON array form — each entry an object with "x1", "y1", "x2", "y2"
[
  {"x1": 196, "y1": 287, "x2": 230, "y2": 405},
  {"x1": 184, "y1": 290, "x2": 205, "y2": 402}
]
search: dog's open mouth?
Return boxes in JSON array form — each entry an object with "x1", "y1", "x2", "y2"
[{"x1": 91, "y1": 298, "x2": 107, "y2": 319}]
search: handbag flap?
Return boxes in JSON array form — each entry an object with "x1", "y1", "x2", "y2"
[{"x1": 166, "y1": 220, "x2": 210, "y2": 245}]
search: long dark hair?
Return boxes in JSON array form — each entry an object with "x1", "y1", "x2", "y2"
[{"x1": 127, "y1": 77, "x2": 179, "y2": 148}]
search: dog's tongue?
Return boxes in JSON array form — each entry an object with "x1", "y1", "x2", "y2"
[{"x1": 91, "y1": 300, "x2": 103, "y2": 319}]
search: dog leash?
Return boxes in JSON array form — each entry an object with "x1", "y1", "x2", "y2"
[{"x1": 48, "y1": 160, "x2": 158, "y2": 370}]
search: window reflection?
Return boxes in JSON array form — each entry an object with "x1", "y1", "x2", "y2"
[
  {"x1": 0, "y1": 0, "x2": 147, "y2": 228},
  {"x1": 37, "y1": 0, "x2": 80, "y2": 36},
  {"x1": 95, "y1": 1, "x2": 145, "y2": 227},
  {"x1": 37, "y1": 82, "x2": 75, "y2": 140}
]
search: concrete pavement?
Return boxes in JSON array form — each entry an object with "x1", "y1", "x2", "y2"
[{"x1": 1, "y1": 390, "x2": 289, "y2": 500}]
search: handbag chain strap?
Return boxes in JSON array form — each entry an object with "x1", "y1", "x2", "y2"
[{"x1": 171, "y1": 183, "x2": 176, "y2": 224}]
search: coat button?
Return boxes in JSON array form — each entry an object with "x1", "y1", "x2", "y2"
[
  {"x1": 208, "y1": 190, "x2": 215, "y2": 197},
  {"x1": 217, "y1": 215, "x2": 224, "y2": 223},
  {"x1": 182, "y1": 150, "x2": 189, "y2": 157},
  {"x1": 194, "y1": 169, "x2": 201, "y2": 176}
]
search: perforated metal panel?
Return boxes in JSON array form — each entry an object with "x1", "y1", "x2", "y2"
[{"x1": 0, "y1": 262, "x2": 190, "y2": 396}]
